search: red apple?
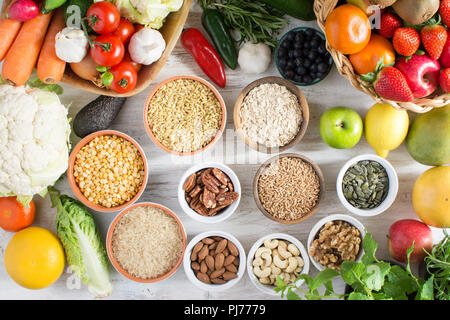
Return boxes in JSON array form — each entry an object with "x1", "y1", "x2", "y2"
[
  {"x1": 395, "y1": 55, "x2": 440, "y2": 99},
  {"x1": 439, "y1": 37, "x2": 450, "y2": 68},
  {"x1": 388, "y1": 219, "x2": 433, "y2": 264}
]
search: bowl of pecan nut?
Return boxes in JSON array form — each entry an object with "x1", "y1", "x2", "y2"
[
  {"x1": 307, "y1": 214, "x2": 365, "y2": 271},
  {"x1": 178, "y1": 162, "x2": 241, "y2": 223}
]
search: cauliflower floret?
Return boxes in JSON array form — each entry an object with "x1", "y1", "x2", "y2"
[{"x1": 0, "y1": 85, "x2": 70, "y2": 198}]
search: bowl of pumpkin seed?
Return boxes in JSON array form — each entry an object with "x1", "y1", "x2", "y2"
[{"x1": 336, "y1": 154, "x2": 399, "y2": 217}]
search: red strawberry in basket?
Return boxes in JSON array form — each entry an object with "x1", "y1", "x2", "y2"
[
  {"x1": 421, "y1": 20, "x2": 448, "y2": 60},
  {"x1": 440, "y1": 0, "x2": 450, "y2": 28},
  {"x1": 378, "y1": 13, "x2": 402, "y2": 38},
  {"x1": 439, "y1": 68, "x2": 450, "y2": 93},
  {"x1": 393, "y1": 27, "x2": 421, "y2": 57},
  {"x1": 361, "y1": 60, "x2": 414, "y2": 102}
]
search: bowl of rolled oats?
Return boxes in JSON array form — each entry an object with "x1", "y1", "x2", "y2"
[
  {"x1": 253, "y1": 153, "x2": 325, "y2": 224},
  {"x1": 307, "y1": 214, "x2": 366, "y2": 271},
  {"x1": 144, "y1": 75, "x2": 226, "y2": 156},
  {"x1": 233, "y1": 77, "x2": 309, "y2": 154},
  {"x1": 68, "y1": 130, "x2": 148, "y2": 213}
]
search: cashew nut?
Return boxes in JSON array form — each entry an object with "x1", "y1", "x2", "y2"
[
  {"x1": 255, "y1": 247, "x2": 271, "y2": 258},
  {"x1": 294, "y1": 267, "x2": 303, "y2": 274},
  {"x1": 269, "y1": 274, "x2": 277, "y2": 284},
  {"x1": 284, "y1": 257, "x2": 299, "y2": 273},
  {"x1": 259, "y1": 277, "x2": 271, "y2": 285},
  {"x1": 273, "y1": 255, "x2": 288, "y2": 269},
  {"x1": 287, "y1": 243, "x2": 300, "y2": 256},
  {"x1": 252, "y1": 257, "x2": 263, "y2": 267},
  {"x1": 278, "y1": 245, "x2": 293, "y2": 259},
  {"x1": 253, "y1": 265, "x2": 271, "y2": 278},
  {"x1": 263, "y1": 239, "x2": 279, "y2": 249},
  {"x1": 295, "y1": 256, "x2": 304, "y2": 268},
  {"x1": 270, "y1": 264, "x2": 281, "y2": 275},
  {"x1": 261, "y1": 252, "x2": 272, "y2": 267},
  {"x1": 278, "y1": 240, "x2": 287, "y2": 249}
]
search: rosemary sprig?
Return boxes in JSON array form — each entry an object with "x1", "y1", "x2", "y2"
[
  {"x1": 424, "y1": 230, "x2": 450, "y2": 300},
  {"x1": 200, "y1": 0, "x2": 287, "y2": 47}
]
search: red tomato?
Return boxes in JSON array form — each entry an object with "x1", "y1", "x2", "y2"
[
  {"x1": 0, "y1": 197, "x2": 35, "y2": 232},
  {"x1": 87, "y1": 1, "x2": 120, "y2": 34},
  {"x1": 90, "y1": 34, "x2": 124, "y2": 67},
  {"x1": 123, "y1": 51, "x2": 142, "y2": 72},
  {"x1": 108, "y1": 61, "x2": 137, "y2": 93},
  {"x1": 113, "y1": 18, "x2": 135, "y2": 45}
]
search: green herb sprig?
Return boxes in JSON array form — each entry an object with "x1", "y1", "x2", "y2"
[
  {"x1": 276, "y1": 233, "x2": 435, "y2": 300},
  {"x1": 200, "y1": 0, "x2": 286, "y2": 47},
  {"x1": 424, "y1": 230, "x2": 450, "y2": 300}
]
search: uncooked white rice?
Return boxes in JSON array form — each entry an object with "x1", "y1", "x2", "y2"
[{"x1": 111, "y1": 205, "x2": 184, "y2": 279}]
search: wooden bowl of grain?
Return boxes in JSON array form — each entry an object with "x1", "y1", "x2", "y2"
[
  {"x1": 253, "y1": 153, "x2": 325, "y2": 224},
  {"x1": 233, "y1": 77, "x2": 309, "y2": 154}
]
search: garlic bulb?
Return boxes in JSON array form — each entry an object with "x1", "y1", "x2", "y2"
[
  {"x1": 55, "y1": 27, "x2": 88, "y2": 63},
  {"x1": 128, "y1": 28, "x2": 166, "y2": 65},
  {"x1": 238, "y1": 42, "x2": 272, "y2": 74}
]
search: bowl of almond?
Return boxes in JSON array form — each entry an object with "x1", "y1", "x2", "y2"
[{"x1": 178, "y1": 162, "x2": 241, "y2": 224}]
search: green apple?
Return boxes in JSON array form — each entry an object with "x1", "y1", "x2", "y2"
[{"x1": 319, "y1": 107, "x2": 363, "y2": 149}]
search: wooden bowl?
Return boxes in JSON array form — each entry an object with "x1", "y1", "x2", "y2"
[
  {"x1": 233, "y1": 76, "x2": 310, "y2": 154},
  {"x1": 106, "y1": 202, "x2": 187, "y2": 283},
  {"x1": 67, "y1": 130, "x2": 148, "y2": 213},
  {"x1": 253, "y1": 153, "x2": 325, "y2": 224},
  {"x1": 1, "y1": 0, "x2": 192, "y2": 97},
  {"x1": 143, "y1": 75, "x2": 227, "y2": 156}
]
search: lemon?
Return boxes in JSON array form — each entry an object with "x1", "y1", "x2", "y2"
[
  {"x1": 364, "y1": 103, "x2": 409, "y2": 158},
  {"x1": 4, "y1": 226, "x2": 65, "y2": 289}
]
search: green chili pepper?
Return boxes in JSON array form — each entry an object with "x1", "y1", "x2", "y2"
[
  {"x1": 42, "y1": 0, "x2": 68, "y2": 14},
  {"x1": 201, "y1": 8, "x2": 238, "y2": 70}
]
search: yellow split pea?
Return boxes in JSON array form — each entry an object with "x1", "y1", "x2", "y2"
[{"x1": 73, "y1": 135, "x2": 145, "y2": 208}]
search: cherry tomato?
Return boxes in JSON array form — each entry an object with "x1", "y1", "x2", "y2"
[
  {"x1": 87, "y1": 1, "x2": 120, "y2": 34},
  {"x1": 90, "y1": 34, "x2": 124, "y2": 67},
  {"x1": 108, "y1": 61, "x2": 137, "y2": 93},
  {"x1": 123, "y1": 51, "x2": 142, "y2": 72},
  {"x1": 113, "y1": 18, "x2": 135, "y2": 45},
  {"x1": 0, "y1": 197, "x2": 35, "y2": 232}
]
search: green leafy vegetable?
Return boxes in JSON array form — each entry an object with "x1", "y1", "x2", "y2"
[
  {"x1": 27, "y1": 74, "x2": 64, "y2": 95},
  {"x1": 49, "y1": 187, "x2": 113, "y2": 298},
  {"x1": 276, "y1": 232, "x2": 435, "y2": 300},
  {"x1": 424, "y1": 230, "x2": 450, "y2": 300}
]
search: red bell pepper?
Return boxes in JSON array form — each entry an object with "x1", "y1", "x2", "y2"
[{"x1": 181, "y1": 28, "x2": 226, "y2": 88}]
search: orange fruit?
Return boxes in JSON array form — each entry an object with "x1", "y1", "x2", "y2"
[
  {"x1": 349, "y1": 34, "x2": 396, "y2": 75},
  {"x1": 325, "y1": 4, "x2": 371, "y2": 55}
]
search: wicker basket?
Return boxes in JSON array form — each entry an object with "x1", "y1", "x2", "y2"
[{"x1": 314, "y1": 0, "x2": 450, "y2": 113}]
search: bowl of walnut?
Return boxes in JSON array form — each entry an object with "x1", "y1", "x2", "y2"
[
  {"x1": 307, "y1": 214, "x2": 366, "y2": 271},
  {"x1": 178, "y1": 162, "x2": 241, "y2": 224},
  {"x1": 247, "y1": 233, "x2": 310, "y2": 296}
]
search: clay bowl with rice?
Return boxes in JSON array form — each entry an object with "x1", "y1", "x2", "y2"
[
  {"x1": 253, "y1": 153, "x2": 325, "y2": 224},
  {"x1": 144, "y1": 75, "x2": 227, "y2": 156},
  {"x1": 233, "y1": 77, "x2": 309, "y2": 154},
  {"x1": 106, "y1": 202, "x2": 186, "y2": 283},
  {"x1": 67, "y1": 130, "x2": 148, "y2": 213}
]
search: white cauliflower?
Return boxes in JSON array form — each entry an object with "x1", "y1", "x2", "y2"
[{"x1": 0, "y1": 85, "x2": 70, "y2": 205}]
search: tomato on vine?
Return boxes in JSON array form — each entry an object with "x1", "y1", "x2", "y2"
[
  {"x1": 86, "y1": 1, "x2": 120, "y2": 34},
  {"x1": 108, "y1": 61, "x2": 137, "y2": 93},
  {"x1": 113, "y1": 18, "x2": 135, "y2": 45},
  {"x1": 90, "y1": 34, "x2": 124, "y2": 67}
]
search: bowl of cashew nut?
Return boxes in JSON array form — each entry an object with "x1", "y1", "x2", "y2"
[{"x1": 246, "y1": 233, "x2": 310, "y2": 296}]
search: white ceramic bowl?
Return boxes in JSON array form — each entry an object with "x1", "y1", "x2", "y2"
[
  {"x1": 183, "y1": 231, "x2": 246, "y2": 292},
  {"x1": 307, "y1": 214, "x2": 366, "y2": 271},
  {"x1": 336, "y1": 154, "x2": 399, "y2": 217},
  {"x1": 247, "y1": 233, "x2": 310, "y2": 296},
  {"x1": 178, "y1": 162, "x2": 241, "y2": 224}
]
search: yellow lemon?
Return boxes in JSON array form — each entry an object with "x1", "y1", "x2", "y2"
[
  {"x1": 413, "y1": 166, "x2": 450, "y2": 228},
  {"x1": 364, "y1": 103, "x2": 409, "y2": 158},
  {"x1": 4, "y1": 226, "x2": 65, "y2": 289}
]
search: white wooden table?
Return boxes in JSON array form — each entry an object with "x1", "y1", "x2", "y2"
[{"x1": 0, "y1": 2, "x2": 446, "y2": 300}]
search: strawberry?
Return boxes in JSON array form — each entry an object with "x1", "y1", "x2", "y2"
[
  {"x1": 393, "y1": 28, "x2": 421, "y2": 57},
  {"x1": 421, "y1": 21, "x2": 448, "y2": 60},
  {"x1": 378, "y1": 13, "x2": 402, "y2": 38},
  {"x1": 439, "y1": 68, "x2": 450, "y2": 93},
  {"x1": 440, "y1": 0, "x2": 450, "y2": 28},
  {"x1": 361, "y1": 61, "x2": 414, "y2": 102}
]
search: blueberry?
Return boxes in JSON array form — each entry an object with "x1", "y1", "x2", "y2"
[
  {"x1": 303, "y1": 59, "x2": 312, "y2": 68},
  {"x1": 318, "y1": 62, "x2": 329, "y2": 73},
  {"x1": 294, "y1": 75, "x2": 303, "y2": 83},
  {"x1": 310, "y1": 39, "x2": 320, "y2": 49},
  {"x1": 293, "y1": 50, "x2": 301, "y2": 58},
  {"x1": 281, "y1": 39, "x2": 291, "y2": 49},
  {"x1": 286, "y1": 60, "x2": 295, "y2": 70},
  {"x1": 309, "y1": 64, "x2": 317, "y2": 72},
  {"x1": 296, "y1": 66, "x2": 306, "y2": 75},
  {"x1": 295, "y1": 32, "x2": 304, "y2": 43},
  {"x1": 308, "y1": 50, "x2": 318, "y2": 60},
  {"x1": 277, "y1": 47, "x2": 287, "y2": 58},
  {"x1": 286, "y1": 31, "x2": 295, "y2": 41},
  {"x1": 305, "y1": 28, "x2": 315, "y2": 39},
  {"x1": 294, "y1": 57, "x2": 303, "y2": 67},
  {"x1": 303, "y1": 42, "x2": 310, "y2": 49},
  {"x1": 285, "y1": 70, "x2": 295, "y2": 79},
  {"x1": 304, "y1": 75, "x2": 313, "y2": 83},
  {"x1": 317, "y1": 44, "x2": 327, "y2": 55},
  {"x1": 294, "y1": 41, "x2": 302, "y2": 49},
  {"x1": 278, "y1": 58, "x2": 287, "y2": 68},
  {"x1": 317, "y1": 72, "x2": 325, "y2": 79}
]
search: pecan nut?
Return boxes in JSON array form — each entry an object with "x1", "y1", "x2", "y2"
[
  {"x1": 216, "y1": 192, "x2": 239, "y2": 206},
  {"x1": 183, "y1": 173, "x2": 196, "y2": 192}
]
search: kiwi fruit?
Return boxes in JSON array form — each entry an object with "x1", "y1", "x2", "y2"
[
  {"x1": 368, "y1": 0, "x2": 397, "y2": 8},
  {"x1": 393, "y1": 0, "x2": 439, "y2": 25}
]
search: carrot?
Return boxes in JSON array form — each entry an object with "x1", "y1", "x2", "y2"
[
  {"x1": 0, "y1": 0, "x2": 22, "y2": 61},
  {"x1": 1, "y1": 11, "x2": 54, "y2": 86},
  {"x1": 37, "y1": 8, "x2": 66, "y2": 84}
]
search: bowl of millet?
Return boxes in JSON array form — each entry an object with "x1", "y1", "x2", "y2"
[{"x1": 68, "y1": 130, "x2": 148, "y2": 213}]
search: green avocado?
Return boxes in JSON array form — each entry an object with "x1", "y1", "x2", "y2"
[
  {"x1": 258, "y1": 0, "x2": 316, "y2": 21},
  {"x1": 73, "y1": 95, "x2": 127, "y2": 138},
  {"x1": 405, "y1": 104, "x2": 450, "y2": 166}
]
